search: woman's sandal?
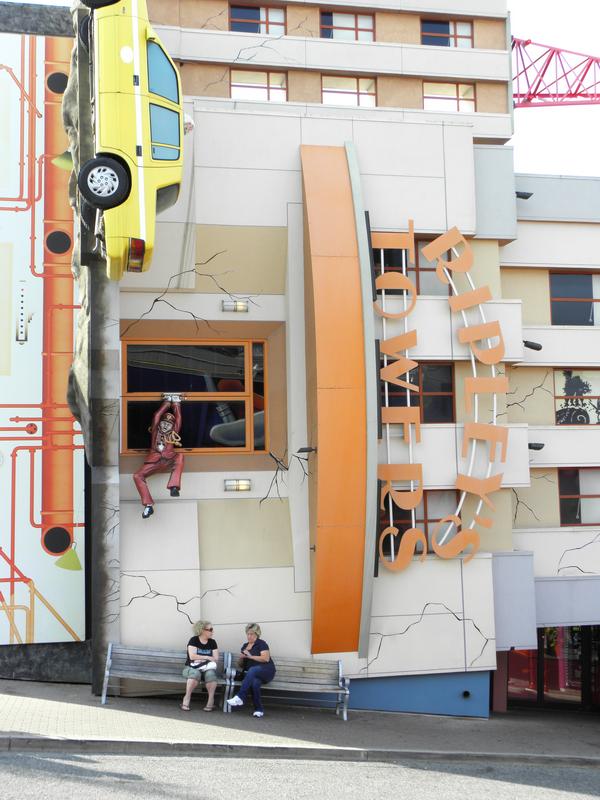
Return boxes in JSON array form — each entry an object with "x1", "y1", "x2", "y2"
[
  {"x1": 203, "y1": 705, "x2": 214, "y2": 712},
  {"x1": 180, "y1": 703, "x2": 190, "y2": 711}
]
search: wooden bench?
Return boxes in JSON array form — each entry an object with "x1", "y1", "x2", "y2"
[
  {"x1": 101, "y1": 643, "x2": 230, "y2": 711},
  {"x1": 226, "y1": 655, "x2": 350, "y2": 720}
]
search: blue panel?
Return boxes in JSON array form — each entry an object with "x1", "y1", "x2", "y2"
[
  {"x1": 349, "y1": 672, "x2": 490, "y2": 718},
  {"x1": 147, "y1": 41, "x2": 179, "y2": 103}
]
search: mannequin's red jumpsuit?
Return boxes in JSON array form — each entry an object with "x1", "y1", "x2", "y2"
[{"x1": 133, "y1": 400, "x2": 184, "y2": 506}]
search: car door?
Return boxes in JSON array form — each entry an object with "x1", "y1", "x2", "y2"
[{"x1": 145, "y1": 40, "x2": 183, "y2": 165}]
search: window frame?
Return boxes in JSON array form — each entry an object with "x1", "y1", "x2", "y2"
[
  {"x1": 380, "y1": 361, "x2": 456, "y2": 424},
  {"x1": 321, "y1": 74, "x2": 377, "y2": 107},
  {"x1": 121, "y1": 338, "x2": 268, "y2": 455},
  {"x1": 421, "y1": 19, "x2": 474, "y2": 48},
  {"x1": 549, "y1": 270, "x2": 600, "y2": 327},
  {"x1": 229, "y1": 68, "x2": 288, "y2": 102},
  {"x1": 373, "y1": 240, "x2": 451, "y2": 296},
  {"x1": 423, "y1": 81, "x2": 476, "y2": 112},
  {"x1": 320, "y1": 10, "x2": 375, "y2": 41},
  {"x1": 146, "y1": 40, "x2": 180, "y2": 104},
  {"x1": 229, "y1": 4, "x2": 286, "y2": 35},
  {"x1": 558, "y1": 467, "x2": 600, "y2": 527},
  {"x1": 553, "y1": 368, "x2": 600, "y2": 426}
]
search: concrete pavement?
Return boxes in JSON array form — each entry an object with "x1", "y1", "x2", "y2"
[{"x1": 0, "y1": 679, "x2": 598, "y2": 765}]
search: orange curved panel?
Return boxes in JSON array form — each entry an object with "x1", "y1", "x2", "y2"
[{"x1": 301, "y1": 145, "x2": 367, "y2": 654}]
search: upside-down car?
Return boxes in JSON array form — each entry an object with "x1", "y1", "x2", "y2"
[{"x1": 78, "y1": 0, "x2": 184, "y2": 280}]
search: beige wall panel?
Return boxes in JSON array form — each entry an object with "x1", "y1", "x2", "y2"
[
  {"x1": 0, "y1": 244, "x2": 11, "y2": 374},
  {"x1": 451, "y1": 239, "x2": 501, "y2": 299},
  {"x1": 462, "y1": 488, "x2": 512, "y2": 552},
  {"x1": 473, "y1": 19, "x2": 507, "y2": 50},
  {"x1": 197, "y1": 498, "x2": 293, "y2": 569},
  {"x1": 500, "y1": 268, "x2": 551, "y2": 325},
  {"x1": 505, "y1": 366, "x2": 555, "y2": 425},
  {"x1": 181, "y1": 0, "x2": 228, "y2": 30},
  {"x1": 288, "y1": 70, "x2": 322, "y2": 104},
  {"x1": 377, "y1": 76, "x2": 422, "y2": 109},
  {"x1": 513, "y1": 468, "x2": 560, "y2": 529},
  {"x1": 375, "y1": 12, "x2": 420, "y2": 44},
  {"x1": 287, "y1": 5, "x2": 320, "y2": 37},
  {"x1": 147, "y1": 0, "x2": 180, "y2": 25},
  {"x1": 196, "y1": 225, "x2": 287, "y2": 294},
  {"x1": 476, "y1": 82, "x2": 509, "y2": 114},
  {"x1": 180, "y1": 63, "x2": 229, "y2": 97},
  {"x1": 455, "y1": 361, "x2": 507, "y2": 424}
]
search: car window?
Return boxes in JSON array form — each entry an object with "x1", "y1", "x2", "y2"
[
  {"x1": 147, "y1": 41, "x2": 179, "y2": 103},
  {"x1": 150, "y1": 103, "x2": 180, "y2": 160}
]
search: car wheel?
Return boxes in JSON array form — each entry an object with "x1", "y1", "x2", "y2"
[
  {"x1": 81, "y1": 0, "x2": 120, "y2": 8},
  {"x1": 78, "y1": 157, "x2": 130, "y2": 210},
  {"x1": 78, "y1": 15, "x2": 90, "y2": 51}
]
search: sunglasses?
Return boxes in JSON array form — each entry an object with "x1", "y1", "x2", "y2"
[{"x1": 204, "y1": 627, "x2": 214, "y2": 632}]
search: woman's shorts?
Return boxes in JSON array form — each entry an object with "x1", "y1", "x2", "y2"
[{"x1": 182, "y1": 666, "x2": 218, "y2": 682}]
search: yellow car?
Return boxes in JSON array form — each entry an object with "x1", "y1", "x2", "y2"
[{"x1": 78, "y1": 0, "x2": 184, "y2": 280}]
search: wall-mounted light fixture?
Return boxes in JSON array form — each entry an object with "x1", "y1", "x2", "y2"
[
  {"x1": 523, "y1": 340, "x2": 543, "y2": 351},
  {"x1": 297, "y1": 446, "x2": 317, "y2": 454},
  {"x1": 515, "y1": 191, "x2": 533, "y2": 200},
  {"x1": 221, "y1": 299, "x2": 249, "y2": 313},
  {"x1": 224, "y1": 478, "x2": 252, "y2": 492},
  {"x1": 528, "y1": 442, "x2": 545, "y2": 451}
]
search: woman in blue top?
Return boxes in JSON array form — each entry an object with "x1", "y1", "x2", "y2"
[{"x1": 226, "y1": 622, "x2": 275, "y2": 718}]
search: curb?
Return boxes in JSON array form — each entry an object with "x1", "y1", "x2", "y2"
[{"x1": 1, "y1": 738, "x2": 599, "y2": 767}]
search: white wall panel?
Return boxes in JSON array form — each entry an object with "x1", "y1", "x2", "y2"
[
  {"x1": 120, "y1": 292, "x2": 286, "y2": 322},
  {"x1": 501, "y1": 221, "x2": 600, "y2": 269},
  {"x1": 120, "y1": 471, "x2": 288, "y2": 501},
  {"x1": 535, "y1": 576, "x2": 600, "y2": 627},
  {"x1": 491, "y1": 551, "x2": 537, "y2": 650},
  {"x1": 352, "y1": 119, "x2": 445, "y2": 177},
  {"x1": 527, "y1": 426, "x2": 600, "y2": 468},
  {"x1": 285, "y1": 0, "x2": 508, "y2": 16},
  {"x1": 378, "y1": 423, "x2": 530, "y2": 489},
  {"x1": 120, "y1": 501, "x2": 199, "y2": 572},
  {"x1": 362, "y1": 174, "x2": 448, "y2": 232},
  {"x1": 514, "y1": 527, "x2": 600, "y2": 577},
  {"x1": 520, "y1": 326, "x2": 600, "y2": 368}
]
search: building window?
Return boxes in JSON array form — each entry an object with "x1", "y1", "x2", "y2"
[
  {"x1": 230, "y1": 69, "x2": 287, "y2": 102},
  {"x1": 555, "y1": 369, "x2": 600, "y2": 425},
  {"x1": 230, "y1": 5, "x2": 285, "y2": 34},
  {"x1": 122, "y1": 341, "x2": 266, "y2": 453},
  {"x1": 559, "y1": 468, "x2": 600, "y2": 526},
  {"x1": 550, "y1": 273, "x2": 600, "y2": 326},
  {"x1": 423, "y1": 81, "x2": 475, "y2": 112},
  {"x1": 421, "y1": 19, "x2": 473, "y2": 48},
  {"x1": 380, "y1": 362, "x2": 454, "y2": 423},
  {"x1": 320, "y1": 11, "x2": 374, "y2": 41},
  {"x1": 373, "y1": 241, "x2": 450, "y2": 296},
  {"x1": 379, "y1": 490, "x2": 458, "y2": 557},
  {"x1": 322, "y1": 75, "x2": 376, "y2": 107}
]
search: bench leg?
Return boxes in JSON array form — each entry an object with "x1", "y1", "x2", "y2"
[
  {"x1": 101, "y1": 645, "x2": 112, "y2": 705},
  {"x1": 342, "y1": 691, "x2": 349, "y2": 721}
]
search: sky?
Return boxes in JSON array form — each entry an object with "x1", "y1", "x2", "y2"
[{"x1": 5, "y1": 0, "x2": 600, "y2": 176}]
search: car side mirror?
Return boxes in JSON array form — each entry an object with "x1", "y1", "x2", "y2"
[{"x1": 145, "y1": 26, "x2": 157, "y2": 42}]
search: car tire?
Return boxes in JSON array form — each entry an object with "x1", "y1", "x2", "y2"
[
  {"x1": 78, "y1": 15, "x2": 90, "y2": 51},
  {"x1": 81, "y1": 0, "x2": 120, "y2": 8},
  {"x1": 78, "y1": 156, "x2": 130, "y2": 210}
]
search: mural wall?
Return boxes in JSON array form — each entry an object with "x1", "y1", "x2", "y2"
[{"x1": 0, "y1": 32, "x2": 85, "y2": 646}]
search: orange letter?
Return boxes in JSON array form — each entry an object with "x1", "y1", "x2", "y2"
[
  {"x1": 455, "y1": 473, "x2": 503, "y2": 510},
  {"x1": 420, "y1": 227, "x2": 473, "y2": 285},
  {"x1": 463, "y1": 376, "x2": 509, "y2": 415},
  {"x1": 462, "y1": 422, "x2": 508, "y2": 463},
  {"x1": 379, "y1": 526, "x2": 427, "y2": 572},
  {"x1": 448, "y1": 285, "x2": 492, "y2": 313},
  {"x1": 458, "y1": 321, "x2": 505, "y2": 365},
  {"x1": 381, "y1": 406, "x2": 421, "y2": 443},
  {"x1": 373, "y1": 273, "x2": 417, "y2": 319},
  {"x1": 378, "y1": 463, "x2": 423, "y2": 511},
  {"x1": 430, "y1": 515, "x2": 480, "y2": 563},
  {"x1": 380, "y1": 330, "x2": 419, "y2": 391}
]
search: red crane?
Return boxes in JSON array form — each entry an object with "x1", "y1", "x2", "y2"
[{"x1": 512, "y1": 37, "x2": 600, "y2": 108}]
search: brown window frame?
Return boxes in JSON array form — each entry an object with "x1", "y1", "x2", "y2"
[
  {"x1": 379, "y1": 489, "x2": 460, "y2": 556},
  {"x1": 373, "y1": 240, "x2": 451, "y2": 296},
  {"x1": 319, "y1": 10, "x2": 375, "y2": 41},
  {"x1": 380, "y1": 362, "x2": 456, "y2": 424},
  {"x1": 121, "y1": 338, "x2": 268, "y2": 455},
  {"x1": 558, "y1": 467, "x2": 600, "y2": 527},
  {"x1": 321, "y1": 74, "x2": 377, "y2": 107},
  {"x1": 553, "y1": 368, "x2": 600, "y2": 426},
  {"x1": 549, "y1": 270, "x2": 600, "y2": 326},
  {"x1": 230, "y1": 68, "x2": 288, "y2": 102},
  {"x1": 229, "y1": 4, "x2": 286, "y2": 35},
  {"x1": 423, "y1": 81, "x2": 476, "y2": 112},
  {"x1": 421, "y1": 19, "x2": 473, "y2": 48}
]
